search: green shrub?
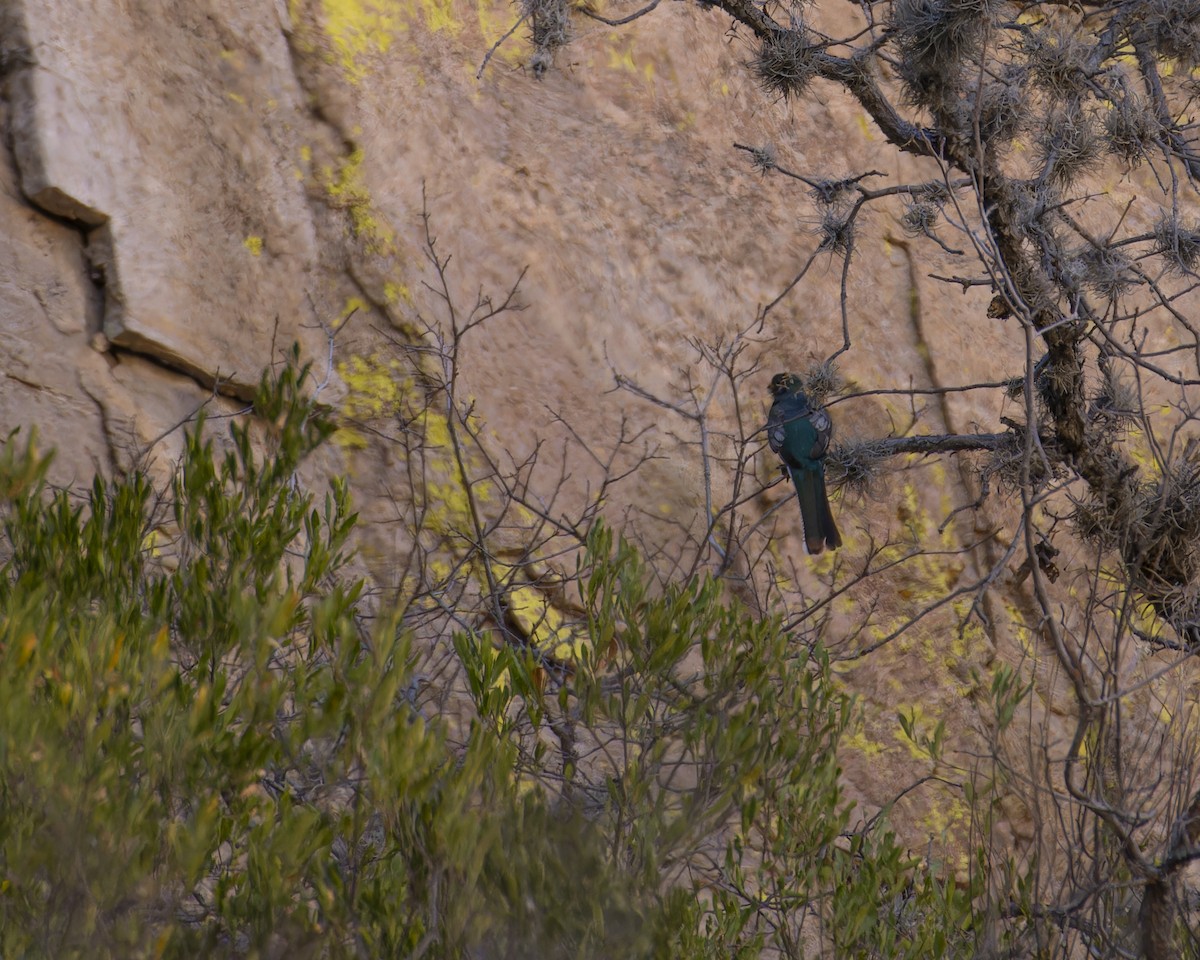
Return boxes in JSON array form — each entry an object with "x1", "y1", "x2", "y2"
[{"x1": 0, "y1": 352, "x2": 976, "y2": 958}]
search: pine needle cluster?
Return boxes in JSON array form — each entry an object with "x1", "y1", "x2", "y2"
[
  {"x1": 753, "y1": 24, "x2": 818, "y2": 101},
  {"x1": 1139, "y1": 0, "x2": 1200, "y2": 68},
  {"x1": 1075, "y1": 243, "x2": 1135, "y2": 301},
  {"x1": 1036, "y1": 101, "x2": 1101, "y2": 186},
  {"x1": 1104, "y1": 92, "x2": 1161, "y2": 165},
  {"x1": 1152, "y1": 215, "x2": 1200, "y2": 275},
  {"x1": 901, "y1": 199, "x2": 940, "y2": 237},
  {"x1": 826, "y1": 438, "x2": 884, "y2": 497},
  {"x1": 1022, "y1": 23, "x2": 1092, "y2": 99},
  {"x1": 890, "y1": 0, "x2": 993, "y2": 112},
  {"x1": 525, "y1": 0, "x2": 571, "y2": 76}
]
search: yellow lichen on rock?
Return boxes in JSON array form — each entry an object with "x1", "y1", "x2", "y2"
[
  {"x1": 503, "y1": 581, "x2": 585, "y2": 660},
  {"x1": 383, "y1": 280, "x2": 412, "y2": 304},
  {"x1": 476, "y1": 0, "x2": 525, "y2": 67},
  {"x1": 316, "y1": 0, "x2": 404, "y2": 82},
  {"x1": 322, "y1": 147, "x2": 396, "y2": 251},
  {"x1": 335, "y1": 352, "x2": 409, "y2": 448},
  {"x1": 413, "y1": 0, "x2": 461, "y2": 35},
  {"x1": 301, "y1": 0, "x2": 488, "y2": 84},
  {"x1": 338, "y1": 353, "x2": 407, "y2": 420},
  {"x1": 605, "y1": 38, "x2": 655, "y2": 82},
  {"x1": 841, "y1": 722, "x2": 885, "y2": 759}
]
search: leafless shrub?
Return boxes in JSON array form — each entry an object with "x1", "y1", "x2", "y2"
[{"x1": 508, "y1": 0, "x2": 1200, "y2": 952}]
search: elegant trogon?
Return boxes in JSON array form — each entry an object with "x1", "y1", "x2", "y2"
[{"x1": 767, "y1": 372, "x2": 841, "y2": 554}]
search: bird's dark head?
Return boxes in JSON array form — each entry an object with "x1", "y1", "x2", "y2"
[{"x1": 769, "y1": 372, "x2": 804, "y2": 397}]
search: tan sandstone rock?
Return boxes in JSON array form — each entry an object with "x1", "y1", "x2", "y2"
[{"x1": 6, "y1": 0, "x2": 323, "y2": 398}]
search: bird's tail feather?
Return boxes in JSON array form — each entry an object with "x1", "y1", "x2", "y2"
[{"x1": 794, "y1": 467, "x2": 841, "y2": 555}]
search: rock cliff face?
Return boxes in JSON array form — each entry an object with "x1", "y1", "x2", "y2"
[
  {"x1": 6, "y1": 1, "x2": 323, "y2": 399},
  {"x1": 1, "y1": 0, "x2": 1195, "y2": 864},
  {"x1": 2, "y1": 0, "x2": 1011, "y2": 475}
]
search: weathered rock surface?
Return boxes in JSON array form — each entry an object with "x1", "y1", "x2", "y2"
[
  {"x1": 5, "y1": 0, "x2": 322, "y2": 398},
  {"x1": 0, "y1": 100, "x2": 113, "y2": 486}
]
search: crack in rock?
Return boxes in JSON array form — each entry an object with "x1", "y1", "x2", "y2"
[{"x1": 3, "y1": 0, "x2": 324, "y2": 400}]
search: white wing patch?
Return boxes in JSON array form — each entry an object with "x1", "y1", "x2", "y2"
[{"x1": 768, "y1": 421, "x2": 786, "y2": 454}]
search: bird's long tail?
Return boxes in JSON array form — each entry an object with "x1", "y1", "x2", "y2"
[{"x1": 793, "y1": 466, "x2": 842, "y2": 555}]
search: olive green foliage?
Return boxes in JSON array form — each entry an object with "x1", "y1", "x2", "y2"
[
  {"x1": 560, "y1": 528, "x2": 978, "y2": 957},
  {"x1": 0, "y1": 354, "x2": 974, "y2": 958}
]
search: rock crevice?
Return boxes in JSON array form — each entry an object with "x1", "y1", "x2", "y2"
[{"x1": 4, "y1": 0, "x2": 325, "y2": 400}]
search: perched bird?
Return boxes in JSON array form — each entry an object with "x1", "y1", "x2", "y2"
[{"x1": 767, "y1": 372, "x2": 842, "y2": 555}]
